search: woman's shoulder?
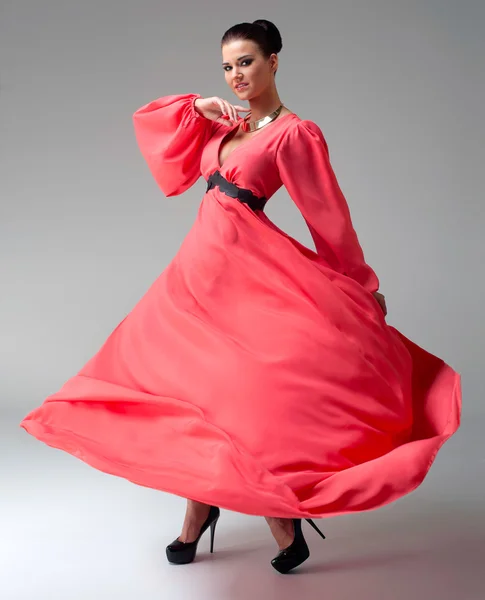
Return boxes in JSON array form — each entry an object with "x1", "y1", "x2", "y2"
[
  {"x1": 275, "y1": 115, "x2": 329, "y2": 161},
  {"x1": 280, "y1": 113, "x2": 325, "y2": 141}
]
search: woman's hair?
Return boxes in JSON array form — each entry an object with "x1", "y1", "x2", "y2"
[{"x1": 221, "y1": 19, "x2": 283, "y2": 72}]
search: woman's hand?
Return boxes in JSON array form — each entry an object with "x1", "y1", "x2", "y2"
[
  {"x1": 372, "y1": 291, "x2": 387, "y2": 316},
  {"x1": 194, "y1": 97, "x2": 250, "y2": 126}
]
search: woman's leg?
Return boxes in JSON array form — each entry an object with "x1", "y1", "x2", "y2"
[
  {"x1": 265, "y1": 516, "x2": 295, "y2": 550},
  {"x1": 177, "y1": 503, "x2": 296, "y2": 550},
  {"x1": 177, "y1": 499, "x2": 211, "y2": 543}
]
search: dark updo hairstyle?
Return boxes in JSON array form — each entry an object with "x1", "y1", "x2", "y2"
[{"x1": 221, "y1": 19, "x2": 283, "y2": 75}]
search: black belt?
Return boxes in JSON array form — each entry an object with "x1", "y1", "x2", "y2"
[{"x1": 206, "y1": 170, "x2": 267, "y2": 212}]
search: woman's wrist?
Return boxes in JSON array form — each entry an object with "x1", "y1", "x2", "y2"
[{"x1": 193, "y1": 97, "x2": 203, "y2": 117}]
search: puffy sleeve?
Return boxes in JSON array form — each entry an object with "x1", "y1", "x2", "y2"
[
  {"x1": 132, "y1": 93, "x2": 218, "y2": 197},
  {"x1": 276, "y1": 119, "x2": 380, "y2": 293}
]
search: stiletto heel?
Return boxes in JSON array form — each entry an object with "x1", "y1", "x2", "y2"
[
  {"x1": 271, "y1": 517, "x2": 325, "y2": 574},
  {"x1": 209, "y1": 518, "x2": 217, "y2": 553},
  {"x1": 305, "y1": 518, "x2": 326, "y2": 540},
  {"x1": 166, "y1": 505, "x2": 220, "y2": 564}
]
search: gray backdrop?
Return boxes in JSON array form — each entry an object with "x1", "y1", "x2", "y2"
[{"x1": 1, "y1": 1, "x2": 483, "y2": 599}]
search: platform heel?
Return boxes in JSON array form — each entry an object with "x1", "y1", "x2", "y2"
[
  {"x1": 166, "y1": 505, "x2": 220, "y2": 565},
  {"x1": 271, "y1": 518, "x2": 325, "y2": 574}
]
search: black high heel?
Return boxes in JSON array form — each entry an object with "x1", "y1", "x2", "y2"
[
  {"x1": 166, "y1": 505, "x2": 220, "y2": 564},
  {"x1": 271, "y1": 518, "x2": 326, "y2": 574}
]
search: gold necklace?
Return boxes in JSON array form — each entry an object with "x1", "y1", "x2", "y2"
[{"x1": 241, "y1": 105, "x2": 284, "y2": 133}]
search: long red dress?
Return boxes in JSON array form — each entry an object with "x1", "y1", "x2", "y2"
[{"x1": 20, "y1": 93, "x2": 462, "y2": 519}]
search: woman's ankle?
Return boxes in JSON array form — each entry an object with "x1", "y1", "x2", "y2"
[
  {"x1": 178, "y1": 500, "x2": 211, "y2": 543},
  {"x1": 265, "y1": 516, "x2": 295, "y2": 551}
]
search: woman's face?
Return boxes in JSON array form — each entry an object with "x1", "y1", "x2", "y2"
[{"x1": 222, "y1": 39, "x2": 276, "y2": 99}]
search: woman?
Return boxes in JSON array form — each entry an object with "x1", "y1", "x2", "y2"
[{"x1": 20, "y1": 20, "x2": 462, "y2": 574}]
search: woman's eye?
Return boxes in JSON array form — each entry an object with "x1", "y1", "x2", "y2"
[{"x1": 223, "y1": 60, "x2": 252, "y2": 72}]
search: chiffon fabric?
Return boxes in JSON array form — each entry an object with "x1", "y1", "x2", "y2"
[{"x1": 20, "y1": 93, "x2": 462, "y2": 519}]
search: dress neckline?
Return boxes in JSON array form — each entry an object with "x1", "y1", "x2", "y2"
[{"x1": 217, "y1": 112, "x2": 298, "y2": 169}]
